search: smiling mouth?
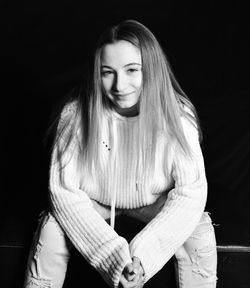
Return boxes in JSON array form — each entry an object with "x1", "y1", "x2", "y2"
[{"x1": 112, "y1": 91, "x2": 134, "y2": 97}]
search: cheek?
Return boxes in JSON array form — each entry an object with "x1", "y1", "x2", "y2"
[
  {"x1": 102, "y1": 78, "x2": 112, "y2": 93},
  {"x1": 134, "y1": 74, "x2": 143, "y2": 90}
]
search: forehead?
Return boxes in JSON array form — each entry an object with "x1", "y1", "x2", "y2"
[{"x1": 101, "y1": 40, "x2": 141, "y2": 66}]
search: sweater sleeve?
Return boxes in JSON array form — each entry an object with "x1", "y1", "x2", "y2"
[
  {"x1": 129, "y1": 117, "x2": 208, "y2": 283},
  {"x1": 49, "y1": 103, "x2": 132, "y2": 288}
]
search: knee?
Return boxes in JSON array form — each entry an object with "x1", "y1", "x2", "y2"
[
  {"x1": 24, "y1": 276, "x2": 52, "y2": 288},
  {"x1": 24, "y1": 213, "x2": 71, "y2": 288},
  {"x1": 175, "y1": 242, "x2": 217, "y2": 286},
  {"x1": 40, "y1": 213, "x2": 65, "y2": 243},
  {"x1": 176, "y1": 212, "x2": 217, "y2": 278},
  {"x1": 192, "y1": 212, "x2": 217, "y2": 249},
  {"x1": 32, "y1": 212, "x2": 70, "y2": 259}
]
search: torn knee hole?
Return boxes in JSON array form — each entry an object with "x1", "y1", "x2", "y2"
[
  {"x1": 191, "y1": 245, "x2": 217, "y2": 278},
  {"x1": 34, "y1": 241, "x2": 43, "y2": 260},
  {"x1": 26, "y1": 276, "x2": 52, "y2": 288},
  {"x1": 192, "y1": 268, "x2": 217, "y2": 280},
  {"x1": 192, "y1": 268, "x2": 211, "y2": 278}
]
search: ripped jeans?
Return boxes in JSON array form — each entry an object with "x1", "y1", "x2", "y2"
[{"x1": 24, "y1": 205, "x2": 217, "y2": 288}]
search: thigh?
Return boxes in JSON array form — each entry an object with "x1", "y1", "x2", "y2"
[
  {"x1": 24, "y1": 211, "x2": 72, "y2": 288},
  {"x1": 175, "y1": 212, "x2": 217, "y2": 288}
]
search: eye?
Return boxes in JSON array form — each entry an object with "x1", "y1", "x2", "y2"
[
  {"x1": 127, "y1": 68, "x2": 139, "y2": 74},
  {"x1": 101, "y1": 70, "x2": 113, "y2": 77}
]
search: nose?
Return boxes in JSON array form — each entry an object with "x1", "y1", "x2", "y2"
[{"x1": 112, "y1": 73, "x2": 127, "y2": 92}]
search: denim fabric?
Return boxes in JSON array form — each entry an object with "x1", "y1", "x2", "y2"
[
  {"x1": 24, "y1": 207, "x2": 217, "y2": 288},
  {"x1": 174, "y1": 212, "x2": 217, "y2": 287},
  {"x1": 24, "y1": 211, "x2": 72, "y2": 288}
]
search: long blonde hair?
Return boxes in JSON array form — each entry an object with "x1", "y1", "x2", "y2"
[{"x1": 55, "y1": 19, "x2": 202, "y2": 176}]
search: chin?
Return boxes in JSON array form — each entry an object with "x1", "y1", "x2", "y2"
[
  {"x1": 118, "y1": 102, "x2": 136, "y2": 109},
  {"x1": 119, "y1": 104, "x2": 130, "y2": 109}
]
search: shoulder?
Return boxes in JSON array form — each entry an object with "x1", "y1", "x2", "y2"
[
  {"x1": 180, "y1": 106, "x2": 201, "y2": 147},
  {"x1": 181, "y1": 115, "x2": 198, "y2": 134},
  {"x1": 57, "y1": 99, "x2": 80, "y2": 131},
  {"x1": 181, "y1": 105, "x2": 198, "y2": 130},
  {"x1": 60, "y1": 100, "x2": 78, "y2": 120}
]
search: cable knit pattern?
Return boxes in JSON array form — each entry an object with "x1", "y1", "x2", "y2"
[{"x1": 49, "y1": 101, "x2": 207, "y2": 287}]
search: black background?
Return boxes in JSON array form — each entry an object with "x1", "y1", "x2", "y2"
[{"x1": 2, "y1": 0, "x2": 250, "y2": 244}]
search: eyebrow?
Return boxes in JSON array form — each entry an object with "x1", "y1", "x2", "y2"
[{"x1": 101, "y1": 63, "x2": 142, "y2": 69}]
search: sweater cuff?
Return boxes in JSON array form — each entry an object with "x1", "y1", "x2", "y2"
[
  {"x1": 129, "y1": 238, "x2": 156, "y2": 283},
  {"x1": 100, "y1": 237, "x2": 132, "y2": 287}
]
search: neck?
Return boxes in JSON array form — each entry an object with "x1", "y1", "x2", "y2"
[{"x1": 115, "y1": 103, "x2": 139, "y2": 117}]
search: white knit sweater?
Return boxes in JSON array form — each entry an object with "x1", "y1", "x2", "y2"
[{"x1": 49, "y1": 102, "x2": 207, "y2": 287}]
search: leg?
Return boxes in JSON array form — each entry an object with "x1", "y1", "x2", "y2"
[
  {"x1": 24, "y1": 211, "x2": 72, "y2": 288},
  {"x1": 174, "y1": 212, "x2": 217, "y2": 288}
]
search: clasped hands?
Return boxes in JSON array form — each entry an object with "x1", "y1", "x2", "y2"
[{"x1": 119, "y1": 256, "x2": 145, "y2": 288}]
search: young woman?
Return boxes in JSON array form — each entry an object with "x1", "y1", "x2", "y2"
[{"x1": 24, "y1": 20, "x2": 217, "y2": 288}]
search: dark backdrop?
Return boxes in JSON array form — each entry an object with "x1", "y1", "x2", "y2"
[{"x1": 2, "y1": 0, "x2": 250, "y2": 246}]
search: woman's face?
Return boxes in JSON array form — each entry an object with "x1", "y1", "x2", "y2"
[{"x1": 101, "y1": 40, "x2": 142, "y2": 109}]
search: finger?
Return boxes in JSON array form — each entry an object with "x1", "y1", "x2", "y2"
[
  {"x1": 132, "y1": 256, "x2": 141, "y2": 267},
  {"x1": 124, "y1": 263, "x2": 137, "y2": 281},
  {"x1": 129, "y1": 275, "x2": 145, "y2": 288},
  {"x1": 132, "y1": 257, "x2": 143, "y2": 276},
  {"x1": 132, "y1": 256, "x2": 140, "y2": 262},
  {"x1": 119, "y1": 274, "x2": 140, "y2": 288},
  {"x1": 135, "y1": 274, "x2": 145, "y2": 288},
  {"x1": 121, "y1": 261, "x2": 145, "y2": 286},
  {"x1": 120, "y1": 274, "x2": 131, "y2": 288},
  {"x1": 124, "y1": 263, "x2": 134, "y2": 274},
  {"x1": 128, "y1": 274, "x2": 141, "y2": 286},
  {"x1": 125, "y1": 272, "x2": 137, "y2": 282},
  {"x1": 130, "y1": 257, "x2": 139, "y2": 275}
]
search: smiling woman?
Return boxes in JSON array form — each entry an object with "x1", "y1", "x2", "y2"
[
  {"x1": 101, "y1": 40, "x2": 142, "y2": 111},
  {"x1": 24, "y1": 20, "x2": 217, "y2": 288}
]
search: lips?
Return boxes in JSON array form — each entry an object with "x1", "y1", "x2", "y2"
[{"x1": 112, "y1": 91, "x2": 135, "y2": 97}]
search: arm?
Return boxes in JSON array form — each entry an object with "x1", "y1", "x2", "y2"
[
  {"x1": 129, "y1": 117, "x2": 208, "y2": 283},
  {"x1": 49, "y1": 103, "x2": 132, "y2": 288}
]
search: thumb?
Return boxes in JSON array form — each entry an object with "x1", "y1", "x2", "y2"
[
  {"x1": 132, "y1": 256, "x2": 141, "y2": 268},
  {"x1": 123, "y1": 262, "x2": 137, "y2": 281},
  {"x1": 124, "y1": 262, "x2": 134, "y2": 274}
]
